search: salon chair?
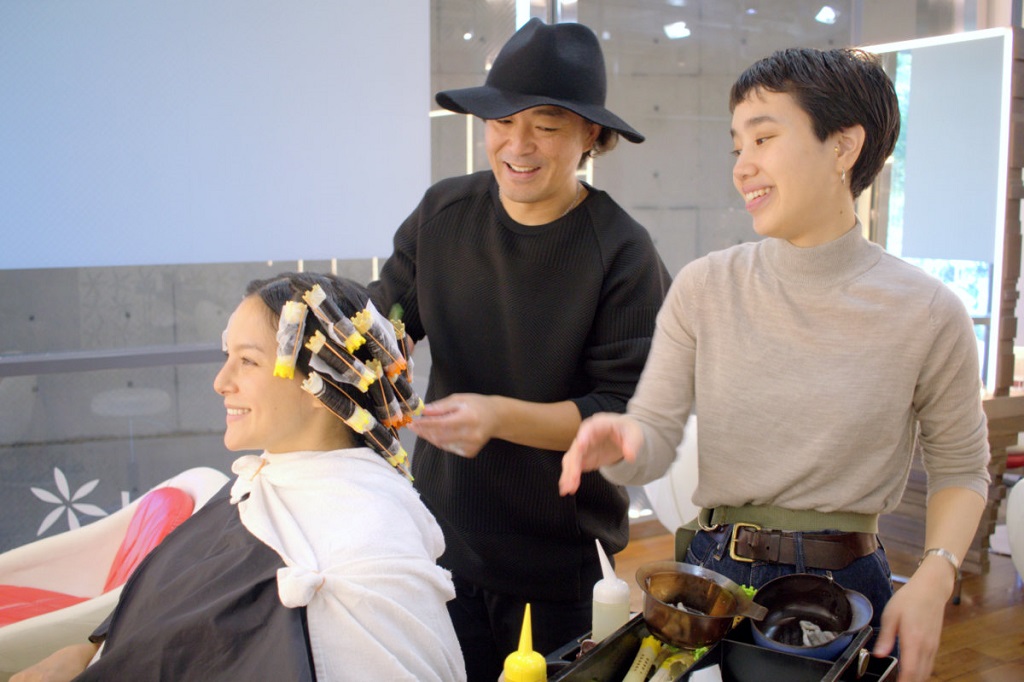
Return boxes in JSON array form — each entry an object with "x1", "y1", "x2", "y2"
[{"x1": 0, "y1": 466, "x2": 228, "y2": 680}]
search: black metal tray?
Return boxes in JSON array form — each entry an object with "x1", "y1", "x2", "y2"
[{"x1": 547, "y1": 614, "x2": 897, "y2": 681}]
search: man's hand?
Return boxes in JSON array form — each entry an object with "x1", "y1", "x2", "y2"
[{"x1": 407, "y1": 394, "x2": 496, "y2": 458}]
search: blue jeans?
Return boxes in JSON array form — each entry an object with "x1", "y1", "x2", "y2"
[{"x1": 684, "y1": 526, "x2": 897, "y2": 656}]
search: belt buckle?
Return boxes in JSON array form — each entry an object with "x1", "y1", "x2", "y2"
[
  {"x1": 697, "y1": 508, "x2": 721, "y2": 532},
  {"x1": 728, "y1": 522, "x2": 761, "y2": 563}
]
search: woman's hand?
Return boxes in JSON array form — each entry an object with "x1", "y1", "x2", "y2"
[
  {"x1": 876, "y1": 486, "x2": 986, "y2": 681},
  {"x1": 11, "y1": 642, "x2": 99, "y2": 682},
  {"x1": 873, "y1": 556, "x2": 955, "y2": 682},
  {"x1": 559, "y1": 413, "x2": 643, "y2": 495}
]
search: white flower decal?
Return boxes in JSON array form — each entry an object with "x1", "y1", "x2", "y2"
[{"x1": 31, "y1": 467, "x2": 108, "y2": 536}]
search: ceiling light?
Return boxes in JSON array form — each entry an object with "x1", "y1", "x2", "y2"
[
  {"x1": 463, "y1": 32, "x2": 473, "y2": 41},
  {"x1": 815, "y1": 6, "x2": 838, "y2": 24},
  {"x1": 663, "y1": 21, "x2": 691, "y2": 39}
]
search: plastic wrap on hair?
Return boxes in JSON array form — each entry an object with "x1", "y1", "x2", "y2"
[
  {"x1": 303, "y1": 371, "x2": 412, "y2": 480},
  {"x1": 351, "y1": 302, "x2": 407, "y2": 379},
  {"x1": 301, "y1": 371, "x2": 375, "y2": 434},
  {"x1": 362, "y1": 421, "x2": 412, "y2": 480},
  {"x1": 385, "y1": 303, "x2": 413, "y2": 378},
  {"x1": 390, "y1": 316, "x2": 406, "y2": 341},
  {"x1": 389, "y1": 372, "x2": 425, "y2": 418},
  {"x1": 302, "y1": 284, "x2": 366, "y2": 354},
  {"x1": 273, "y1": 301, "x2": 308, "y2": 379},
  {"x1": 390, "y1": 316, "x2": 415, "y2": 382},
  {"x1": 305, "y1": 330, "x2": 375, "y2": 392},
  {"x1": 366, "y1": 360, "x2": 406, "y2": 428}
]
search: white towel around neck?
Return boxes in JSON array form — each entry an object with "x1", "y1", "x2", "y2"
[{"x1": 230, "y1": 448, "x2": 466, "y2": 682}]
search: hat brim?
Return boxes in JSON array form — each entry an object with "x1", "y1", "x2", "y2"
[{"x1": 436, "y1": 86, "x2": 644, "y2": 144}]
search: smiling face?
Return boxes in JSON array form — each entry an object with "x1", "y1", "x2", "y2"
[
  {"x1": 213, "y1": 295, "x2": 337, "y2": 454},
  {"x1": 730, "y1": 89, "x2": 856, "y2": 247},
  {"x1": 485, "y1": 105, "x2": 600, "y2": 225}
]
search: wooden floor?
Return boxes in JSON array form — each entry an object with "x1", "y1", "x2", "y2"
[{"x1": 615, "y1": 524, "x2": 1024, "y2": 681}]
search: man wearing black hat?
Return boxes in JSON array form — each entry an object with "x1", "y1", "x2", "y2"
[{"x1": 369, "y1": 18, "x2": 669, "y2": 680}]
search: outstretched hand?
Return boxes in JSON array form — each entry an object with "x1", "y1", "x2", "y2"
[{"x1": 559, "y1": 413, "x2": 643, "y2": 496}]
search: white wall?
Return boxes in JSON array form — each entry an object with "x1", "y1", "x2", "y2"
[{"x1": 0, "y1": 1, "x2": 429, "y2": 269}]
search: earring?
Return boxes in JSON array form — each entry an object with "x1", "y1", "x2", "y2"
[
  {"x1": 834, "y1": 146, "x2": 840, "y2": 155},
  {"x1": 840, "y1": 168, "x2": 847, "y2": 185}
]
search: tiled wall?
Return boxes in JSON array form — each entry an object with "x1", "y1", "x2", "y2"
[{"x1": 0, "y1": 260, "x2": 372, "y2": 551}]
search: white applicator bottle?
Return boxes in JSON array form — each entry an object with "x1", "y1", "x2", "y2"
[{"x1": 591, "y1": 538, "x2": 630, "y2": 642}]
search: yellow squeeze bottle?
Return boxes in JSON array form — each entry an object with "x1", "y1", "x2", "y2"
[
  {"x1": 499, "y1": 603, "x2": 547, "y2": 682},
  {"x1": 621, "y1": 635, "x2": 662, "y2": 682},
  {"x1": 649, "y1": 650, "x2": 701, "y2": 682}
]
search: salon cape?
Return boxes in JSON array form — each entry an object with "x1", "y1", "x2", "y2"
[{"x1": 229, "y1": 448, "x2": 466, "y2": 682}]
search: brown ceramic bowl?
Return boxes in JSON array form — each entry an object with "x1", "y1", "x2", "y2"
[{"x1": 636, "y1": 561, "x2": 768, "y2": 650}]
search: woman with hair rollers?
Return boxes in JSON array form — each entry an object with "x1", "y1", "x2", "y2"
[
  {"x1": 559, "y1": 48, "x2": 990, "y2": 682},
  {"x1": 13, "y1": 272, "x2": 465, "y2": 682}
]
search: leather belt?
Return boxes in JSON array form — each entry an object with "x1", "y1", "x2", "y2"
[{"x1": 712, "y1": 523, "x2": 879, "y2": 571}]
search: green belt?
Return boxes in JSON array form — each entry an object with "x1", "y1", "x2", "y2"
[{"x1": 674, "y1": 505, "x2": 880, "y2": 562}]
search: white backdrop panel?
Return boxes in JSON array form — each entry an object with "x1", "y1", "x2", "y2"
[{"x1": 0, "y1": 1, "x2": 429, "y2": 269}]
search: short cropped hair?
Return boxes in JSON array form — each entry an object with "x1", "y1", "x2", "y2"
[
  {"x1": 729, "y1": 48, "x2": 900, "y2": 199},
  {"x1": 580, "y1": 127, "x2": 620, "y2": 168}
]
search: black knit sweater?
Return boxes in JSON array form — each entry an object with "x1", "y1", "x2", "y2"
[{"x1": 369, "y1": 171, "x2": 670, "y2": 601}]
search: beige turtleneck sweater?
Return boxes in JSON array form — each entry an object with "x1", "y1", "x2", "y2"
[{"x1": 603, "y1": 227, "x2": 990, "y2": 515}]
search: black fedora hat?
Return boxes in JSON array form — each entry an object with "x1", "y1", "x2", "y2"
[{"x1": 435, "y1": 18, "x2": 644, "y2": 143}]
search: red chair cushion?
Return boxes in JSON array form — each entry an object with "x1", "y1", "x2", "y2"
[
  {"x1": 102, "y1": 486, "x2": 194, "y2": 592},
  {"x1": 0, "y1": 585, "x2": 89, "y2": 626},
  {"x1": 0, "y1": 487, "x2": 193, "y2": 627}
]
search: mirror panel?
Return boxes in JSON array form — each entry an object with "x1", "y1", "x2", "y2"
[{"x1": 862, "y1": 28, "x2": 1017, "y2": 395}]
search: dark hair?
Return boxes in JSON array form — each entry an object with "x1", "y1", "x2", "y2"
[
  {"x1": 579, "y1": 127, "x2": 620, "y2": 168},
  {"x1": 244, "y1": 272, "x2": 418, "y2": 474},
  {"x1": 246, "y1": 272, "x2": 367, "y2": 350},
  {"x1": 729, "y1": 47, "x2": 900, "y2": 199}
]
